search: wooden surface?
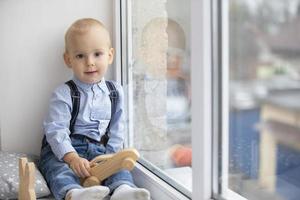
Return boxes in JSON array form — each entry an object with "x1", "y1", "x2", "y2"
[
  {"x1": 82, "y1": 148, "x2": 140, "y2": 187},
  {"x1": 19, "y1": 157, "x2": 36, "y2": 200},
  {"x1": 18, "y1": 148, "x2": 140, "y2": 198},
  {"x1": 259, "y1": 104, "x2": 300, "y2": 191}
]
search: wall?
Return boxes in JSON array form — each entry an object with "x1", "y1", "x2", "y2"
[{"x1": 0, "y1": 0, "x2": 114, "y2": 155}]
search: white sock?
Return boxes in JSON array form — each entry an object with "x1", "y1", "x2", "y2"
[
  {"x1": 111, "y1": 184, "x2": 150, "y2": 200},
  {"x1": 66, "y1": 185, "x2": 110, "y2": 200}
]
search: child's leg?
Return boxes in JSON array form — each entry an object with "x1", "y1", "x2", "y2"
[
  {"x1": 38, "y1": 146, "x2": 82, "y2": 200},
  {"x1": 102, "y1": 169, "x2": 135, "y2": 190},
  {"x1": 110, "y1": 184, "x2": 150, "y2": 200},
  {"x1": 102, "y1": 170, "x2": 150, "y2": 200}
]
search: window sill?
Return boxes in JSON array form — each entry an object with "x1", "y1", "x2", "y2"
[{"x1": 132, "y1": 162, "x2": 191, "y2": 200}]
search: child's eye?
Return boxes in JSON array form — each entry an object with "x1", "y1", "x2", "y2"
[
  {"x1": 94, "y1": 52, "x2": 103, "y2": 57},
  {"x1": 75, "y1": 54, "x2": 84, "y2": 59}
]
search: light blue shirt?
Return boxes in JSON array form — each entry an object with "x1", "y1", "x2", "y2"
[{"x1": 43, "y1": 76, "x2": 124, "y2": 160}]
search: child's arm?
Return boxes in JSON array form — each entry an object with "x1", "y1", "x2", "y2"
[
  {"x1": 105, "y1": 82, "x2": 125, "y2": 154},
  {"x1": 43, "y1": 85, "x2": 76, "y2": 160},
  {"x1": 44, "y1": 85, "x2": 92, "y2": 178}
]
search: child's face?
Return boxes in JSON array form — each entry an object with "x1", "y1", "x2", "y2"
[{"x1": 64, "y1": 26, "x2": 114, "y2": 84}]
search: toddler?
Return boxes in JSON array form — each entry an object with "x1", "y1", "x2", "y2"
[{"x1": 38, "y1": 18, "x2": 150, "y2": 200}]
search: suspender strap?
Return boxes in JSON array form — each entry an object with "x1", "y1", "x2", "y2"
[
  {"x1": 41, "y1": 80, "x2": 80, "y2": 148},
  {"x1": 65, "y1": 80, "x2": 80, "y2": 135},
  {"x1": 100, "y1": 80, "x2": 119, "y2": 146},
  {"x1": 67, "y1": 80, "x2": 118, "y2": 146},
  {"x1": 42, "y1": 80, "x2": 118, "y2": 149}
]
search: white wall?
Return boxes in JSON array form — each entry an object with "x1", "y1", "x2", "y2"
[{"x1": 0, "y1": 0, "x2": 114, "y2": 155}]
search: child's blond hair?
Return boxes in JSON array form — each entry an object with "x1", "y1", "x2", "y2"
[{"x1": 64, "y1": 18, "x2": 111, "y2": 52}]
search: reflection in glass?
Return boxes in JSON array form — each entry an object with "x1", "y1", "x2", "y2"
[
  {"x1": 228, "y1": 0, "x2": 300, "y2": 199},
  {"x1": 128, "y1": 0, "x2": 191, "y2": 194}
]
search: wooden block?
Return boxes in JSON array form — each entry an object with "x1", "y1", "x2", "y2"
[
  {"x1": 19, "y1": 157, "x2": 36, "y2": 200},
  {"x1": 82, "y1": 148, "x2": 139, "y2": 187},
  {"x1": 259, "y1": 103, "x2": 300, "y2": 191},
  {"x1": 259, "y1": 131, "x2": 276, "y2": 191},
  {"x1": 262, "y1": 104, "x2": 298, "y2": 126}
]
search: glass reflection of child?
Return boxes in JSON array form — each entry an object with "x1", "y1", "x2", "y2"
[
  {"x1": 38, "y1": 18, "x2": 150, "y2": 200},
  {"x1": 166, "y1": 19, "x2": 191, "y2": 125},
  {"x1": 165, "y1": 19, "x2": 192, "y2": 167}
]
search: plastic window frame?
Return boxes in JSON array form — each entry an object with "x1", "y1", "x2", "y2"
[{"x1": 211, "y1": 0, "x2": 254, "y2": 199}]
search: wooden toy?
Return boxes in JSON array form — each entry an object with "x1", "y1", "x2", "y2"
[
  {"x1": 82, "y1": 148, "x2": 140, "y2": 187},
  {"x1": 19, "y1": 157, "x2": 36, "y2": 200},
  {"x1": 17, "y1": 148, "x2": 139, "y2": 199}
]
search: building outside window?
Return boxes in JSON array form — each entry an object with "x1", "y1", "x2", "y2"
[{"x1": 218, "y1": 0, "x2": 300, "y2": 199}]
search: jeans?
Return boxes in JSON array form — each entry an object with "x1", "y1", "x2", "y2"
[{"x1": 38, "y1": 136, "x2": 135, "y2": 200}]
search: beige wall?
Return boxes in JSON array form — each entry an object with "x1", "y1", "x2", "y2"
[{"x1": 0, "y1": 0, "x2": 114, "y2": 155}]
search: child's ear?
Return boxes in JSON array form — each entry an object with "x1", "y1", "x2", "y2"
[
  {"x1": 108, "y1": 48, "x2": 115, "y2": 64},
  {"x1": 63, "y1": 52, "x2": 72, "y2": 68}
]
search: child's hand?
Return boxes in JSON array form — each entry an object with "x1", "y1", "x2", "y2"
[{"x1": 63, "y1": 152, "x2": 91, "y2": 178}]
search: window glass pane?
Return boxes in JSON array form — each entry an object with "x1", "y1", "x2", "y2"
[
  {"x1": 126, "y1": 0, "x2": 191, "y2": 195},
  {"x1": 226, "y1": 0, "x2": 300, "y2": 199}
]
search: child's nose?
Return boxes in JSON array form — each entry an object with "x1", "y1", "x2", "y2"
[{"x1": 86, "y1": 57, "x2": 95, "y2": 67}]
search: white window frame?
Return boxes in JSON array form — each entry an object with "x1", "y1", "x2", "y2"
[
  {"x1": 191, "y1": 0, "x2": 213, "y2": 199},
  {"x1": 113, "y1": 0, "x2": 213, "y2": 199},
  {"x1": 210, "y1": 0, "x2": 248, "y2": 199}
]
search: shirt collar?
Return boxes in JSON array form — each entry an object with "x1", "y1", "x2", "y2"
[{"x1": 72, "y1": 76, "x2": 109, "y2": 94}]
